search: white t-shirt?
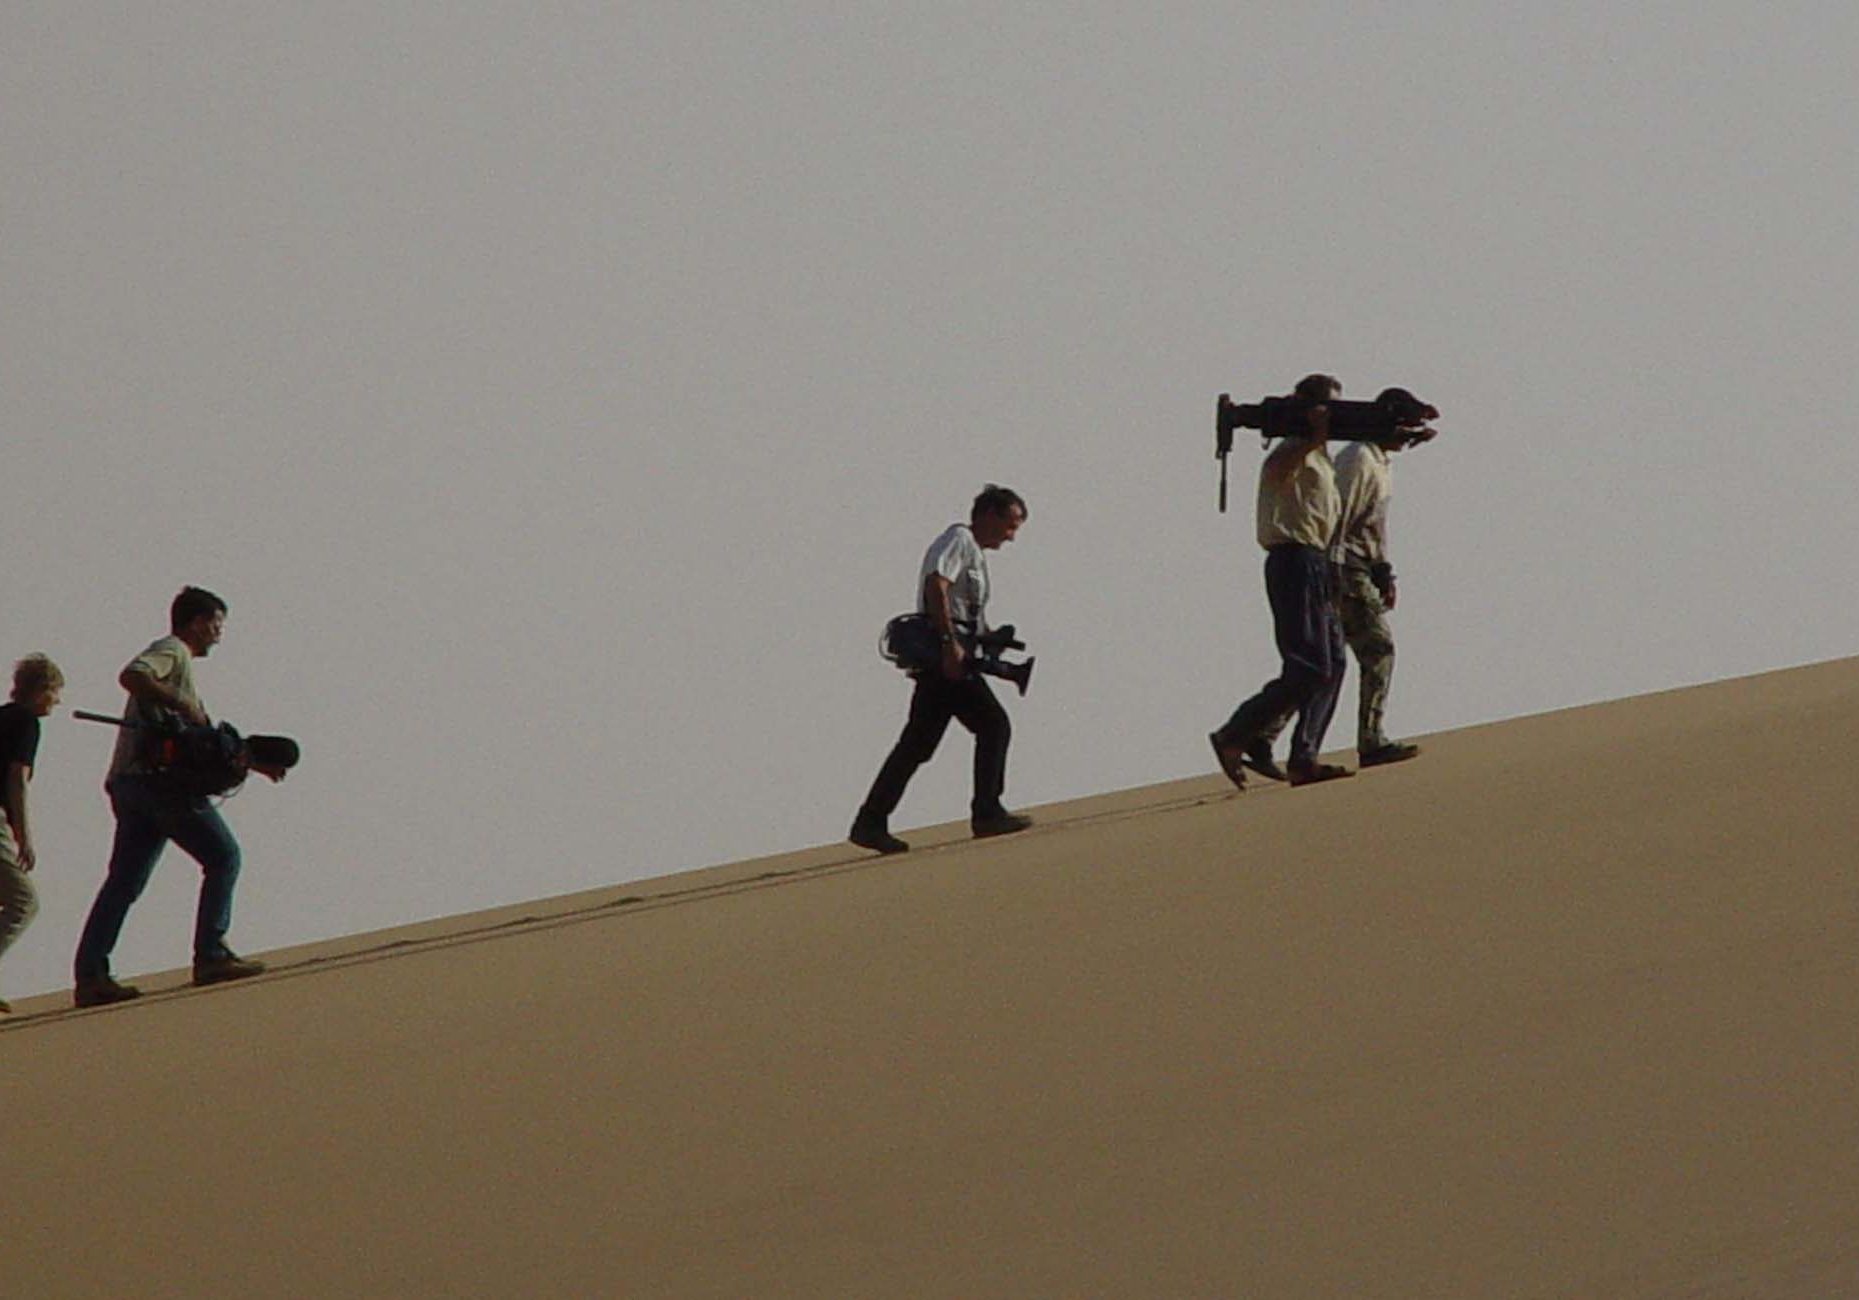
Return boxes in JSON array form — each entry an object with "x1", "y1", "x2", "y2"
[
  {"x1": 108, "y1": 635, "x2": 200, "y2": 779},
  {"x1": 918, "y1": 523, "x2": 990, "y2": 634},
  {"x1": 1255, "y1": 438, "x2": 1340, "y2": 551},
  {"x1": 1333, "y1": 441, "x2": 1393, "y2": 569}
]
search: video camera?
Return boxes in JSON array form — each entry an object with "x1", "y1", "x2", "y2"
[
  {"x1": 74, "y1": 709, "x2": 302, "y2": 799},
  {"x1": 1213, "y1": 387, "x2": 1439, "y2": 511},
  {"x1": 879, "y1": 614, "x2": 1036, "y2": 696}
]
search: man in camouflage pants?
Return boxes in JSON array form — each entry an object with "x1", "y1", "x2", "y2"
[{"x1": 1243, "y1": 399, "x2": 1435, "y2": 778}]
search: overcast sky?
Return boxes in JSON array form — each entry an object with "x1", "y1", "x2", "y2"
[{"x1": 5, "y1": 2, "x2": 1856, "y2": 1000}]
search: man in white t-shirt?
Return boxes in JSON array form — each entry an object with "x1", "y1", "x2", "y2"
[
  {"x1": 851, "y1": 485, "x2": 1032, "y2": 854},
  {"x1": 72, "y1": 586, "x2": 285, "y2": 1007}
]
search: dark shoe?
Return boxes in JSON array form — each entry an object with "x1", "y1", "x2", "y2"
[
  {"x1": 1241, "y1": 740, "x2": 1288, "y2": 782},
  {"x1": 1288, "y1": 761, "x2": 1354, "y2": 786},
  {"x1": 972, "y1": 810, "x2": 1033, "y2": 838},
  {"x1": 849, "y1": 817, "x2": 909, "y2": 855},
  {"x1": 1359, "y1": 741, "x2": 1421, "y2": 767},
  {"x1": 1208, "y1": 733, "x2": 1248, "y2": 791},
  {"x1": 0, "y1": 997, "x2": 12, "y2": 1015},
  {"x1": 192, "y1": 953, "x2": 267, "y2": 986},
  {"x1": 74, "y1": 976, "x2": 143, "y2": 1008}
]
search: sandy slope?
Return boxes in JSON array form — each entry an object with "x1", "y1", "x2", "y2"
[{"x1": 4, "y1": 660, "x2": 1855, "y2": 1299}]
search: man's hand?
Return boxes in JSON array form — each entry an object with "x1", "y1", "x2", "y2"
[
  {"x1": 940, "y1": 640, "x2": 967, "y2": 682},
  {"x1": 1378, "y1": 576, "x2": 1399, "y2": 610},
  {"x1": 17, "y1": 840, "x2": 34, "y2": 873},
  {"x1": 180, "y1": 700, "x2": 211, "y2": 727}
]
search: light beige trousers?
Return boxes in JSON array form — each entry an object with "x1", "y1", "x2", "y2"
[{"x1": 0, "y1": 821, "x2": 39, "y2": 968}]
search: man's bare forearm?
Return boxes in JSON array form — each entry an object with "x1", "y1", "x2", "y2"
[
  {"x1": 121, "y1": 667, "x2": 204, "y2": 720},
  {"x1": 923, "y1": 574, "x2": 957, "y2": 639}
]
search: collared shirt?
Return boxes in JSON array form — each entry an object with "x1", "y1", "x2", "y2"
[
  {"x1": 108, "y1": 635, "x2": 201, "y2": 780},
  {"x1": 1255, "y1": 437, "x2": 1339, "y2": 551},
  {"x1": 1332, "y1": 441, "x2": 1393, "y2": 569},
  {"x1": 918, "y1": 522, "x2": 990, "y2": 634}
]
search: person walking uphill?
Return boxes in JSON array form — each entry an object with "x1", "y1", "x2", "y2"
[
  {"x1": 1238, "y1": 388, "x2": 1440, "y2": 774},
  {"x1": 850, "y1": 485, "x2": 1035, "y2": 855},
  {"x1": 1, "y1": 654, "x2": 64, "y2": 1014},
  {"x1": 1330, "y1": 402, "x2": 1436, "y2": 766},
  {"x1": 72, "y1": 587, "x2": 285, "y2": 1008},
  {"x1": 1210, "y1": 374, "x2": 1352, "y2": 788}
]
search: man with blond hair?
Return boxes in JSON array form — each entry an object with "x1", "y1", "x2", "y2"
[{"x1": 1, "y1": 653, "x2": 64, "y2": 1013}]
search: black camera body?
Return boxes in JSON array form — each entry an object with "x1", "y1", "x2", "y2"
[
  {"x1": 1213, "y1": 386, "x2": 1438, "y2": 511},
  {"x1": 1217, "y1": 388, "x2": 1438, "y2": 453},
  {"x1": 73, "y1": 709, "x2": 301, "y2": 799},
  {"x1": 879, "y1": 615, "x2": 1036, "y2": 696}
]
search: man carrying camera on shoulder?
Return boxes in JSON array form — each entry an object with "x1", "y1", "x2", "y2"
[
  {"x1": 1210, "y1": 374, "x2": 1353, "y2": 788},
  {"x1": 1328, "y1": 402, "x2": 1435, "y2": 766},
  {"x1": 73, "y1": 586, "x2": 285, "y2": 1008},
  {"x1": 850, "y1": 485, "x2": 1034, "y2": 855},
  {"x1": 1239, "y1": 390, "x2": 1438, "y2": 774}
]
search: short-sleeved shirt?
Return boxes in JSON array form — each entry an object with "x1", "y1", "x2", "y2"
[
  {"x1": 1256, "y1": 437, "x2": 1340, "y2": 551},
  {"x1": 0, "y1": 701, "x2": 42, "y2": 775},
  {"x1": 109, "y1": 635, "x2": 201, "y2": 780},
  {"x1": 1332, "y1": 441, "x2": 1393, "y2": 570},
  {"x1": 918, "y1": 523, "x2": 990, "y2": 634}
]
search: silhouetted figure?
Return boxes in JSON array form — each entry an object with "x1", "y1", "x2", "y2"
[{"x1": 1, "y1": 654, "x2": 64, "y2": 1014}]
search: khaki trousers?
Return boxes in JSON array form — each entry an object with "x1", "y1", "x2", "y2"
[{"x1": 0, "y1": 821, "x2": 40, "y2": 968}]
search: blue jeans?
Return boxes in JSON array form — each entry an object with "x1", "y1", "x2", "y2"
[
  {"x1": 74, "y1": 775, "x2": 243, "y2": 980},
  {"x1": 1214, "y1": 544, "x2": 1346, "y2": 766}
]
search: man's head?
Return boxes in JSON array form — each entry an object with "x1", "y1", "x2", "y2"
[
  {"x1": 970, "y1": 484, "x2": 1028, "y2": 550},
  {"x1": 1293, "y1": 373, "x2": 1342, "y2": 403},
  {"x1": 11, "y1": 654, "x2": 64, "y2": 717},
  {"x1": 170, "y1": 586, "x2": 229, "y2": 657}
]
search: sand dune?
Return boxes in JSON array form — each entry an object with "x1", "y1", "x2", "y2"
[{"x1": 4, "y1": 659, "x2": 1855, "y2": 1298}]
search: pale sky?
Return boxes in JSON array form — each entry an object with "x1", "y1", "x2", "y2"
[{"x1": 5, "y1": 2, "x2": 1857, "y2": 999}]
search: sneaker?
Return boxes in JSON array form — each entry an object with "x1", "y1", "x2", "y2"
[
  {"x1": 1359, "y1": 741, "x2": 1421, "y2": 767},
  {"x1": 0, "y1": 997, "x2": 12, "y2": 1015},
  {"x1": 74, "y1": 976, "x2": 143, "y2": 1008},
  {"x1": 1287, "y1": 761, "x2": 1354, "y2": 787},
  {"x1": 192, "y1": 953, "x2": 267, "y2": 986},
  {"x1": 972, "y1": 810, "x2": 1033, "y2": 838},
  {"x1": 849, "y1": 817, "x2": 909, "y2": 855},
  {"x1": 1241, "y1": 740, "x2": 1288, "y2": 782}
]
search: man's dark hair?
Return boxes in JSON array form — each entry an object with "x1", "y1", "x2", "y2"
[
  {"x1": 1293, "y1": 373, "x2": 1341, "y2": 402},
  {"x1": 170, "y1": 586, "x2": 228, "y2": 634},
  {"x1": 971, "y1": 484, "x2": 1027, "y2": 523}
]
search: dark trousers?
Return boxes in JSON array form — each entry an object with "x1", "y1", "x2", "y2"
[
  {"x1": 1215, "y1": 544, "x2": 1346, "y2": 766},
  {"x1": 74, "y1": 775, "x2": 243, "y2": 980},
  {"x1": 860, "y1": 673, "x2": 1011, "y2": 824}
]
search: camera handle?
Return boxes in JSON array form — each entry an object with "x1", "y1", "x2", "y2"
[{"x1": 1214, "y1": 394, "x2": 1238, "y2": 513}]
